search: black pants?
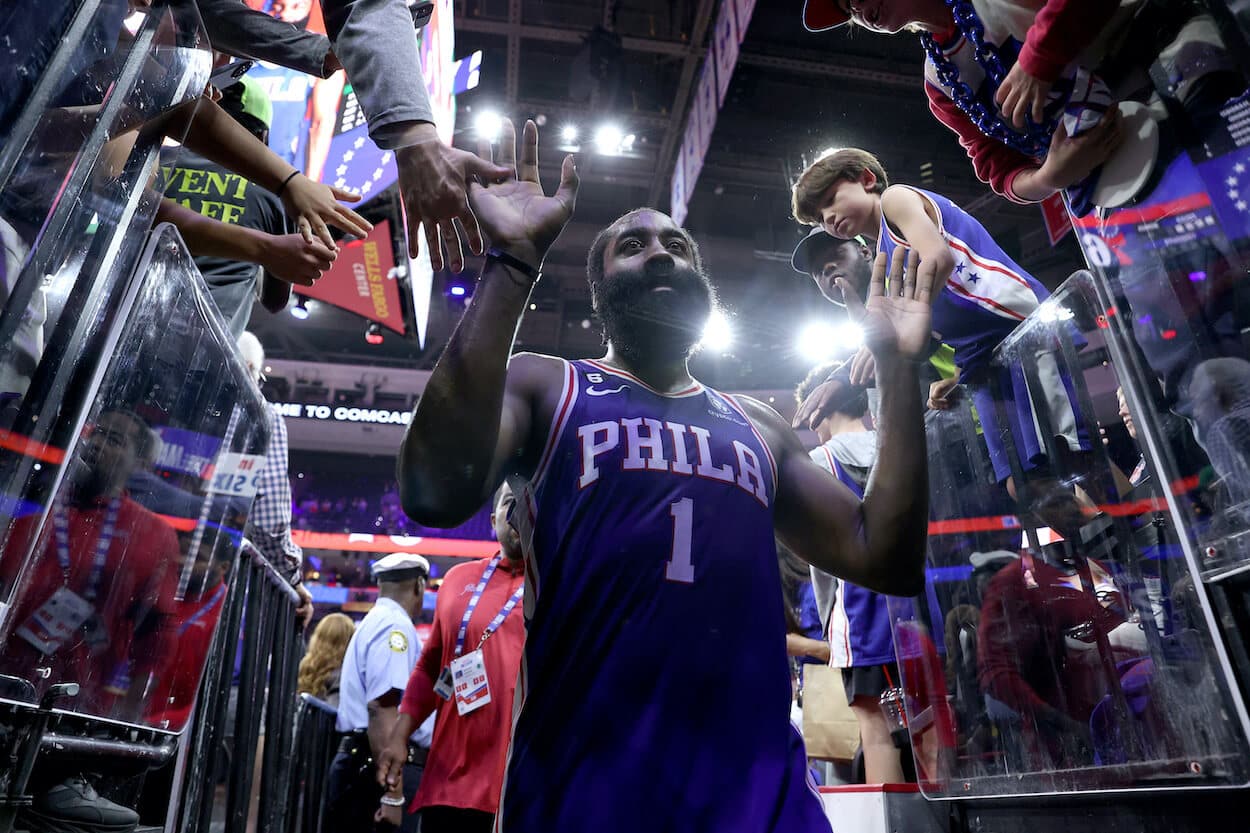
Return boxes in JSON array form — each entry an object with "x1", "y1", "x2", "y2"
[
  {"x1": 419, "y1": 806, "x2": 494, "y2": 833},
  {"x1": 324, "y1": 734, "x2": 423, "y2": 833}
]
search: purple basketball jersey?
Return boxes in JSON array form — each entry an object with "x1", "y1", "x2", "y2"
[{"x1": 498, "y1": 359, "x2": 829, "y2": 833}]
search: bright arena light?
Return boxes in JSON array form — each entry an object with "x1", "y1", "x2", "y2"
[
  {"x1": 832, "y1": 320, "x2": 864, "y2": 353},
  {"x1": 700, "y1": 310, "x2": 732, "y2": 353},
  {"x1": 475, "y1": 110, "x2": 502, "y2": 142},
  {"x1": 594, "y1": 124, "x2": 625, "y2": 155},
  {"x1": 798, "y1": 320, "x2": 864, "y2": 363},
  {"x1": 561, "y1": 124, "x2": 579, "y2": 142},
  {"x1": 797, "y1": 322, "x2": 837, "y2": 363}
]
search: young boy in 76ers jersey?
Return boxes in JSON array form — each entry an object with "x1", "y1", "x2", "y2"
[
  {"x1": 793, "y1": 148, "x2": 1086, "y2": 497},
  {"x1": 399, "y1": 120, "x2": 933, "y2": 832}
]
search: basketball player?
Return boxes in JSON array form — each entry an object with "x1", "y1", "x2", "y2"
[{"x1": 398, "y1": 119, "x2": 934, "y2": 832}]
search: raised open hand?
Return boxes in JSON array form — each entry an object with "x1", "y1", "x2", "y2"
[
  {"x1": 841, "y1": 247, "x2": 935, "y2": 365},
  {"x1": 468, "y1": 119, "x2": 579, "y2": 271}
]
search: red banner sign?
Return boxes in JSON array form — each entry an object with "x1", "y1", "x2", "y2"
[{"x1": 301, "y1": 220, "x2": 404, "y2": 332}]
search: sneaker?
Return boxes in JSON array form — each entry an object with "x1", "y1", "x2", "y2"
[{"x1": 19, "y1": 775, "x2": 140, "y2": 833}]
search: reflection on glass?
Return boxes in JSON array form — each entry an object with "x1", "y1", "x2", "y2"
[
  {"x1": 0, "y1": 411, "x2": 181, "y2": 719},
  {"x1": 0, "y1": 0, "x2": 209, "y2": 424},
  {"x1": 0, "y1": 226, "x2": 267, "y2": 732},
  {"x1": 899, "y1": 275, "x2": 1249, "y2": 797}
]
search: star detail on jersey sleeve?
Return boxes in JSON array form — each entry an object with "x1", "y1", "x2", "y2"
[
  {"x1": 953, "y1": 261, "x2": 966, "y2": 274},
  {"x1": 967, "y1": 271, "x2": 980, "y2": 284}
]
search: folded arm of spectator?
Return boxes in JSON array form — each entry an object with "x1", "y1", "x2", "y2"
[
  {"x1": 152, "y1": 97, "x2": 373, "y2": 247},
  {"x1": 155, "y1": 197, "x2": 335, "y2": 287},
  {"x1": 197, "y1": 0, "x2": 340, "y2": 78}
]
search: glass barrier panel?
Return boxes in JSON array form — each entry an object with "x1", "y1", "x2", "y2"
[
  {"x1": 0, "y1": 224, "x2": 269, "y2": 732},
  {"x1": 1064, "y1": 3, "x2": 1250, "y2": 583},
  {"x1": 0, "y1": 0, "x2": 209, "y2": 431},
  {"x1": 897, "y1": 273, "x2": 1250, "y2": 797}
]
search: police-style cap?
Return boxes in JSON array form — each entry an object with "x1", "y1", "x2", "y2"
[{"x1": 371, "y1": 552, "x2": 430, "y2": 582}]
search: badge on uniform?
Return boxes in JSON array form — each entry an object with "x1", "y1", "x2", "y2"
[
  {"x1": 16, "y1": 587, "x2": 95, "y2": 654},
  {"x1": 450, "y1": 649, "x2": 491, "y2": 715},
  {"x1": 387, "y1": 630, "x2": 409, "y2": 652},
  {"x1": 433, "y1": 666, "x2": 454, "y2": 701}
]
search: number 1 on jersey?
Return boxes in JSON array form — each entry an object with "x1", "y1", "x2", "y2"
[{"x1": 665, "y1": 498, "x2": 694, "y2": 583}]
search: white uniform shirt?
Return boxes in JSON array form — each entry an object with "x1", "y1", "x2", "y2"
[{"x1": 336, "y1": 596, "x2": 435, "y2": 745}]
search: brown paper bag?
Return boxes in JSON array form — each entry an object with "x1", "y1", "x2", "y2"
[{"x1": 801, "y1": 665, "x2": 861, "y2": 761}]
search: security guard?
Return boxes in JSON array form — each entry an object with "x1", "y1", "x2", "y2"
[{"x1": 325, "y1": 553, "x2": 434, "y2": 832}]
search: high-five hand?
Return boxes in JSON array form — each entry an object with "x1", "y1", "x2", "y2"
[
  {"x1": 840, "y1": 247, "x2": 935, "y2": 365},
  {"x1": 395, "y1": 123, "x2": 513, "y2": 273},
  {"x1": 468, "y1": 119, "x2": 579, "y2": 273}
]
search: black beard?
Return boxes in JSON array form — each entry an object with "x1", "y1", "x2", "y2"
[{"x1": 594, "y1": 261, "x2": 716, "y2": 361}]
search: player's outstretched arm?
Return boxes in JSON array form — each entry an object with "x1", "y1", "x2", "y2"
[
  {"x1": 767, "y1": 248, "x2": 932, "y2": 596},
  {"x1": 398, "y1": 119, "x2": 578, "y2": 527}
]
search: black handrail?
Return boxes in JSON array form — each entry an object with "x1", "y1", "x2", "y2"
[
  {"x1": 176, "y1": 541, "x2": 304, "y2": 833},
  {"x1": 288, "y1": 694, "x2": 340, "y2": 833}
]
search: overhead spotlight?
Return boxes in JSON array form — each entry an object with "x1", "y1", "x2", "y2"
[
  {"x1": 796, "y1": 322, "x2": 837, "y2": 363},
  {"x1": 290, "y1": 296, "x2": 310, "y2": 319},
  {"x1": 817, "y1": 147, "x2": 843, "y2": 160},
  {"x1": 561, "y1": 124, "x2": 579, "y2": 143},
  {"x1": 449, "y1": 284, "x2": 467, "y2": 297},
  {"x1": 365, "y1": 321, "x2": 384, "y2": 345},
  {"x1": 700, "y1": 309, "x2": 732, "y2": 353},
  {"x1": 594, "y1": 124, "x2": 624, "y2": 155},
  {"x1": 622, "y1": 133, "x2": 636, "y2": 150},
  {"x1": 832, "y1": 321, "x2": 864, "y2": 353},
  {"x1": 475, "y1": 110, "x2": 502, "y2": 143}
]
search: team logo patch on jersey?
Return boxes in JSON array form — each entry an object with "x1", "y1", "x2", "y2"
[
  {"x1": 586, "y1": 384, "x2": 629, "y2": 397},
  {"x1": 388, "y1": 631, "x2": 409, "y2": 652},
  {"x1": 707, "y1": 394, "x2": 746, "y2": 424}
]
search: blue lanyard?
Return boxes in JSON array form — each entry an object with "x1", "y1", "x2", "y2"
[
  {"x1": 53, "y1": 498, "x2": 121, "y2": 602},
  {"x1": 453, "y1": 553, "x2": 525, "y2": 658},
  {"x1": 178, "y1": 581, "x2": 227, "y2": 635}
]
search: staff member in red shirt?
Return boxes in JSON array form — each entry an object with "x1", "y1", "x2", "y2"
[{"x1": 377, "y1": 483, "x2": 526, "y2": 833}]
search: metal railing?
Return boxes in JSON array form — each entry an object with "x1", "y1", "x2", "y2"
[
  {"x1": 288, "y1": 695, "x2": 340, "y2": 833},
  {"x1": 176, "y1": 542, "x2": 304, "y2": 833}
]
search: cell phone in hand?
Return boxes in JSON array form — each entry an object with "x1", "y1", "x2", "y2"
[
  {"x1": 410, "y1": 2, "x2": 433, "y2": 28},
  {"x1": 210, "y1": 59, "x2": 253, "y2": 91}
]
